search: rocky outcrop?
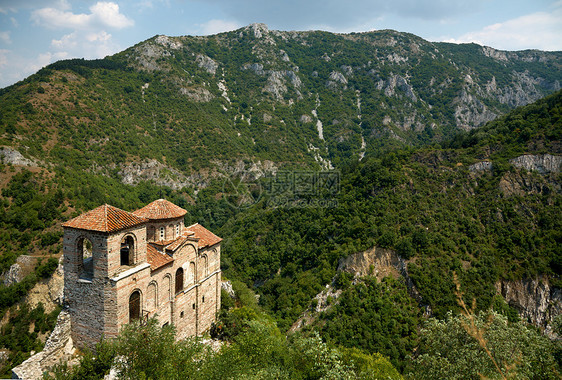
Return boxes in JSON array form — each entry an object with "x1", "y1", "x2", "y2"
[
  {"x1": 454, "y1": 88, "x2": 498, "y2": 130},
  {"x1": 179, "y1": 86, "x2": 214, "y2": 102},
  {"x1": 221, "y1": 280, "x2": 235, "y2": 299},
  {"x1": 338, "y1": 246, "x2": 405, "y2": 281},
  {"x1": 468, "y1": 160, "x2": 493, "y2": 172},
  {"x1": 118, "y1": 159, "x2": 208, "y2": 190},
  {"x1": 499, "y1": 170, "x2": 560, "y2": 196},
  {"x1": 338, "y1": 246, "x2": 424, "y2": 306},
  {"x1": 11, "y1": 311, "x2": 76, "y2": 380},
  {"x1": 495, "y1": 277, "x2": 562, "y2": 337},
  {"x1": 25, "y1": 257, "x2": 65, "y2": 314},
  {"x1": 326, "y1": 71, "x2": 348, "y2": 90},
  {"x1": 1, "y1": 255, "x2": 37, "y2": 286},
  {"x1": 1, "y1": 263, "x2": 22, "y2": 286},
  {"x1": 509, "y1": 154, "x2": 562, "y2": 174},
  {"x1": 196, "y1": 54, "x2": 219, "y2": 75},
  {"x1": 374, "y1": 74, "x2": 417, "y2": 102},
  {"x1": 288, "y1": 285, "x2": 343, "y2": 334},
  {"x1": 0, "y1": 147, "x2": 37, "y2": 167}
]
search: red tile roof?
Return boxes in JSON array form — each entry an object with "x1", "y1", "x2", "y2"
[
  {"x1": 147, "y1": 243, "x2": 174, "y2": 270},
  {"x1": 165, "y1": 235, "x2": 188, "y2": 252},
  {"x1": 186, "y1": 223, "x2": 222, "y2": 248},
  {"x1": 62, "y1": 204, "x2": 148, "y2": 233},
  {"x1": 132, "y1": 199, "x2": 187, "y2": 220}
]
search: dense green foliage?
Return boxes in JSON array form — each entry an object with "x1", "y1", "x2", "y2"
[
  {"x1": 0, "y1": 302, "x2": 60, "y2": 377},
  {"x1": 410, "y1": 311, "x2": 561, "y2": 379},
  {"x1": 220, "y1": 151, "x2": 560, "y2": 327},
  {"x1": 320, "y1": 277, "x2": 420, "y2": 371},
  {"x1": 47, "y1": 315, "x2": 402, "y2": 380}
]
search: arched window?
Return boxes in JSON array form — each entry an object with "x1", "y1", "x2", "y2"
[
  {"x1": 164, "y1": 275, "x2": 171, "y2": 301},
  {"x1": 120, "y1": 235, "x2": 135, "y2": 266},
  {"x1": 78, "y1": 237, "x2": 94, "y2": 279},
  {"x1": 129, "y1": 291, "x2": 141, "y2": 322},
  {"x1": 203, "y1": 255, "x2": 209, "y2": 277},
  {"x1": 175, "y1": 268, "x2": 184, "y2": 294},
  {"x1": 147, "y1": 282, "x2": 157, "y2": 311},
  {"x1": 188, "y1": 262, "x2": 195, "y2": 285},
  {"x1": 159, "y1": 226, "x2": 165, "y2": 241}
]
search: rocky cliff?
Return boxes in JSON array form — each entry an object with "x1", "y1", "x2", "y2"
[
  {"x1": 290, "y1": 246, "x2": 426, "y2": 333},
  {"x1": 495, "y1": 276, "x2": 562, "y2": 337},
  {"x1": 11, "y1": 311, "x2": 76, "y2": 380}
]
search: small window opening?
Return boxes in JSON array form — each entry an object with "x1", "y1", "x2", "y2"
[
  {"x1": 160, "y1": 226, "x2": 165, "y2": 241},
  {"x1": 192, "y1": 303, "x2": 195, "y2": 309},
  {"x1": 202, "y1": 296, "x2": 205, "y2": 303},
  {"x1": 120, "y1": 236, "x2": 135, "y2": 266},
  {"x1": 79, "y1": 237, "x2": 94, "y2": 279},
  {"x1": 175, "y1": 224, "x2": 180, "y2": 238},
  {"x1": 180, "y1": 311, "x2": 184, "y2": 318}
]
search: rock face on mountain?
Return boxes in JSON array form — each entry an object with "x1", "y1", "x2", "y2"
[
  {"x1": 25, "y1": 257, "x2": 65, "y2": 314},
  {"x1": 1, "y1": 263, "x2": 21, "y2": 286},
  {"x1": 291, "y1": 246, "x2": 426, "y2": 333},
  {"x1": 337, "y1": 246, "x2": 406, "y2": 281},
  {"x1": 0, "y1": 147, "x2": 37, "y2": 167},
  {"x1": 509, "y1": 154, "x2": 562, "y2": 174},
  {"x1": 495, "y1": 277, "x2": 562, "y2": 337}
]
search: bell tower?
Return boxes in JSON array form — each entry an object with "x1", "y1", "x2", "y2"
[{"x1": 62, "y1": 204, "x2": 148, "y2": 349}]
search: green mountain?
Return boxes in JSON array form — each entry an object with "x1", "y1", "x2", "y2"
[
  {"x1": 215, "y1": 89, "x2": 561, "y2": 371},
  {"x1": 1, "y1": 23, "x2": 561, "y2": 178}
]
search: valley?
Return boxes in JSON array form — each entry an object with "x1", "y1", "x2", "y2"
[{"x1": 0, "y1": 24, "x2": 561, "y2": 378}]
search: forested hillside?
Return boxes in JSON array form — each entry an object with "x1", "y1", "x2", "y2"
[{"x1": 0, "y1": 24, "x2": 561, "y2": 377}]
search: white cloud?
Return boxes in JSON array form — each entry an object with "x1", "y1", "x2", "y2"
[
  {"x1": 51, "y1": 32, "x2": 77, "y2": 49},
  {"x1": 0, "y1": 31, "x2": 11, "y2": 44},
  {"x1": 198, "y1": 19, "x2": 242, "y2": 35},
  {"x1": 32, "y1": 1, "x2": 134, "y2": 30},
  {"x1": 0, "y1": 49, "x2": 9, "y2": 67},
  {"x1": 50, "y1": 30, "x2": 120, "y2": 59},
  {"x1": 10, "y1": 1, "x2": 134, "y2": 88},
  {"x1": 447, "y1": 6, "x2": 562, "y2": 51},
  {"x1": 86, "y1": 31, "x2": 112, "y2": 43},
  {"x1": 89, "y1": 2, "x2": 134, "y2": 28}
]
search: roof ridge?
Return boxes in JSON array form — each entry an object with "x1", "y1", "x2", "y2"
[{"x1": 103, "y1": 204, "x2": 108, "y2": 233}]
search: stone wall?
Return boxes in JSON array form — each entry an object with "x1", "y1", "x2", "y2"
[
  {"x1": 12, "y1": 311, "x2": 75, "y2": 380},
  {"x1": 63, "y1": 228, "x2": 110, "y2": 350}
]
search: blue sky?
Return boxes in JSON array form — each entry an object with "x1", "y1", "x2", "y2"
[{"x1": 0, "y1": 0, "x2": 561, "y2": 88}]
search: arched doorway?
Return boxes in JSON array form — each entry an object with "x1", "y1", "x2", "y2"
[
  {"x1": 121, "y1": 235, "x2": 135, "y2": 266},
  {"x1": 129, "y1": 290, "x2": 141, "y2": 322}
]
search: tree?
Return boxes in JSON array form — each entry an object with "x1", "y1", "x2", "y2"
[{"x1": 409, "y1": 311, "x2": 560, "y2": 379}]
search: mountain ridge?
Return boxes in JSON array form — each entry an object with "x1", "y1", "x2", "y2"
[{"x1": 0, "y1": 24, "x2": 560, "y2": 186}]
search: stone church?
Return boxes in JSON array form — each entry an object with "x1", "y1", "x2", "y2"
[{"x1": 61, "y1": 199, "x2": 221, "y2": 350}]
